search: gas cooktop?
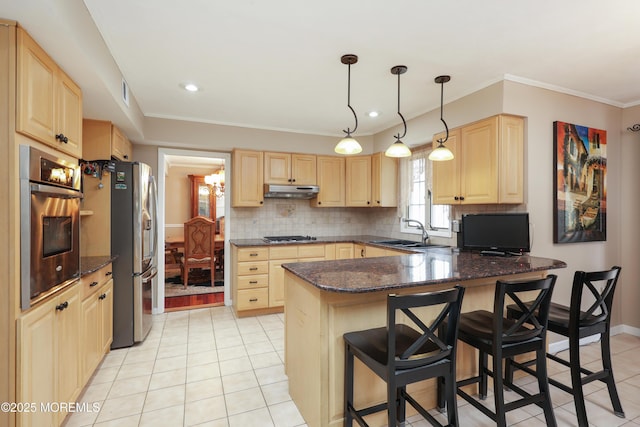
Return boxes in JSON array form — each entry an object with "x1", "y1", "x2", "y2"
[{"x1": 263, "y1": 235, "x2": 317, "y2": 243}]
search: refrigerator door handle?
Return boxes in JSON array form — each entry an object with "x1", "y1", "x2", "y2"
[
  {"x1": 149, "y1": 175, "x2": 159, "y2": 261},
  {"x1": 142, "y1": 268, "x2": 158, "y2": 284}
]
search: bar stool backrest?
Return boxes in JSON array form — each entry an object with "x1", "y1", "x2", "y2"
[
  {"x1": 570, "y1": 266, "x2": 621, "y2": 328},
  {"x1": 387, "y1": 285, "x2": 465, "y2": 370},
  {"x1": 495, "y1": 275, "x2": 557, "y2": 343}
]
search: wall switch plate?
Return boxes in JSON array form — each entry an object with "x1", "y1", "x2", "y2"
[{"x1": 452, "y1": 220, "x2": 460, "y2": 233}]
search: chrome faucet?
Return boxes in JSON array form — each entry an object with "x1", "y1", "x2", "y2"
[{"x1": 403, "y1": 218, "x2": 429, "y2": 244}]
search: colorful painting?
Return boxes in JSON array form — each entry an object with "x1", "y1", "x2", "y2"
[{"x1": 553, "y1": 121, "x2": 607, "y2": 243}]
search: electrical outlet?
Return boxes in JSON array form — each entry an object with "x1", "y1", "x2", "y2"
[{"x1": 452, "y1": 220, "x2": 460, "y2": 233}]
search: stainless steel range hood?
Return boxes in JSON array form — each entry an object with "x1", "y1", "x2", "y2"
[{"x1": 263, "y1": 184, "x2": 319, "y2": 199}]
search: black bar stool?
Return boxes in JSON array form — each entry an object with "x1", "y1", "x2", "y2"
[
  {"x1": 455, "y1": 275, "x2": 557, "y2": 427},
  {"x1": 343, "y1": 286, "x2": 465, "y2": 427},
  {"x1": 506, "y1": 266, "x2": 624, "y2": 426}
]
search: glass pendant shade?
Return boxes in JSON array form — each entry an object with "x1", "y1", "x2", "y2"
[
  {"x1": 385, "y1": 139, "x2": 411, "y2": 157},
  {"x1": 334, "y1": 136, "x2": 362, "y2": 155},
  {"x1": 428, "y1": 142, "x2": 454, "y2": 161}
]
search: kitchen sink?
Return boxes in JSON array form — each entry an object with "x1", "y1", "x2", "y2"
[{"x1": 370, "y1": 239, "x2": 448, "y2": 249}]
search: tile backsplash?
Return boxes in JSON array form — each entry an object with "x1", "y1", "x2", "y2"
[
  {"x1": 230, "y1": 199, "x2": 403, "y2": 239},
  {"x1": 229, "y1": 198, "x2": 526, "y2": 246}
]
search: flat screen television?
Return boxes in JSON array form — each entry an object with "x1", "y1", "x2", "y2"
[{"x1": 461, "y1": 213, "x2": 530, "y2": 255}]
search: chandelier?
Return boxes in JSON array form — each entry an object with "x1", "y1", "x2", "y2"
[{"x1": 204, "y1": 166, "x2": 225, "y2": 198}]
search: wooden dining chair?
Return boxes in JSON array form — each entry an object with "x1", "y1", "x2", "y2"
[{"x1": 181, "y1": 216, "x2": 216, "y2": 288}]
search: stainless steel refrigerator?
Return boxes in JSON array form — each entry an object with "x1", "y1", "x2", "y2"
[{"x1": 111, "y1": 161, "x2": 158, "y2": 349}]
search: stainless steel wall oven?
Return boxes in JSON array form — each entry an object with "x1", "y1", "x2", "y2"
[{"x1": 20, "y1": 145, "x2": 82, "y2": 310}]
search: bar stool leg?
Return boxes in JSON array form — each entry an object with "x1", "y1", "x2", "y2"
[
  {"x1": 479, "y1": 351, "x2": 489, "y2": 399},
  {"x1": 569, "y1": 335, "x2": 589, "y2": 427},
  {"x1": 344, "y1": 343, "x2": 354, "y2": 427},
  {"x1": 387, "y1": 379, "x2": 398, "y2": 426},
  {"x1": 536, "y1": 348, "x2": 557, "y2": 427},
  {"x1": 446, "y1": 371, "x2": 459, "y2": 427},
  {"x1": 492, "y1": 348, "x2": 507, "y2": 427},
  {"x1": 396, "y1": 384, "x2": 406, "y2": 425},
  {"x1": 601, "y1": 332, "x2": 625, "y2": 417}
]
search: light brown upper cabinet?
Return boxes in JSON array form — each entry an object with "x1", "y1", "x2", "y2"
[
  {"x1": 311, "y1": 155, "x2": 345, "y2": 207},
  {"x1": 345, "y1": 153, "x2": 397, "y2": 207},
  {"x1": 264, "y1": 152, "x2": 316, "y2": 185},
  {"x1": 232, "y1": 149, "x2": 264, "y2": 207},
  {"x1": 432, "y1": 114, "x2": 524, "y2": 205},
  {"x1": 346, "y1": 155, "x2": 372, "y2": 207},
  {"x1": 371, "y1": 152, "x2": 397, "y2": 207},
  {"x1": 17, "y1": 27, "x2": 82, "y2": 158},
  {"x1": 82, "y1": 119, "x2": 132, "y2": 161}
]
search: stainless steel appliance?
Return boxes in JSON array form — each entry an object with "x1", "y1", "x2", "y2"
[
  {"x1": 111, "y1": 161, "x2": 158, "y2": 348},
  {"x1": 263, "y1": 184, "x2": 319, "y2": 199},
  {"x1": 263, "y1": 235, "x2": 317, "y2": 243},
  {"x1": 19, "y1": 145, "x2": 82, "y2": 310}
]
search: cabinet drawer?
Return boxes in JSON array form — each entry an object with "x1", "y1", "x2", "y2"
[
  {"x1": 270, "y1": 245, "x2": 298, "y2": 260},
  {"x1": 80, "y1": 264, "x2": 113, "y2": 300},
  {"x1": 237, "y1": 288, "x2": 269, "y2": 311},
  {"x1": 237, "y1": 247, "x2": 269, "y2": 262},
  {"x1": 237, "y1": 274, "x2": 268, "y2": 290},
  {"x1": 298, "y1": 244, "x2": 325, "y2": 259},
  {"x1": 237, "y1": 261, "x2": 269, "y2": 275}
]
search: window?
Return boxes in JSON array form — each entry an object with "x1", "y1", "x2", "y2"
[{"x1": 400, "y1": 151, "x2": 451, "y2": 238}]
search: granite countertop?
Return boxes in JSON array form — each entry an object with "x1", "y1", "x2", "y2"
[
  {"x1": 282, "y1": 248, "x2": 566, "y2": 293},
  {"x1": 81, "y1": 255, "x2": 117, "y2": 276},
  {"x1": 230, "y1": 235, "x2": 411, "y2": 248}
]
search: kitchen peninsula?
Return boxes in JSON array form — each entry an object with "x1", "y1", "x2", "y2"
[{"x1": 282, "y1": 248, "x2": 566, "y2": 427}]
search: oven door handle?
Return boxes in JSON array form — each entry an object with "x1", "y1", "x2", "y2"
[{"x1": 30, "y1": 183, "x2": 83, "y2": 199}]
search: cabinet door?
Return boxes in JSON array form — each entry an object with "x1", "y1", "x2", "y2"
[
  {"x1": 99, "y1": 280, "x2": 114, "y2": 355},
  {"x1": 111, "y1": 125, "x2": 131, "y2": 161},
  {"x1": 81, "y1": 293, "x2": 100, "y2": 383},
  {"x1": 335, "y1": 243, "x2": 354, "y2": 259},
  {"x1": 313, "y1": 156, "x2": 345, "y2": 207},
  {"x1": 56, "y1": 68, "x2": 83, "y2": 158},
  {"x1": 16, "y1": 28, "x2": 56, "y2": 145},
  {"x1": 460, "y1": 117, "x2": 498, "y2": 204},
  {"x1": 264, "y1": 152, "x2": 291, "y2": 184},
  {"x1": 346, "y1": 155, "x2": 372, "y2": 207},
  {"x1": 17, "y1": 298, "x2": 57, "y2": 427},
  {"x1": 291, "y1": 154, "x2": 317, "y2": 185},
  {"x1": 57, "y1": 286, "x2": 82, "y2": 410},
  {"x1": 232, "y1": 149, "x2": 264, "y2": 207},
  {"x1": 498, "y1": 115, "x2": 524, "y2": 203},
  {"x1": 432, "y1": 129, "x2": 461, "y2": 205},
  {"x1": 364, "y1": 245, "x2": 388, "y2": 258},
  {"x1": 268, "y1": 258, "x2": 296, "y2": 307},
  {"x1": 371, "y1": 153, "x2": 397, "y2": 207}
]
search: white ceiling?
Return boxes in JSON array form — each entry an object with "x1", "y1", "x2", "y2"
[{"x1": 5, "y1": 0, "x2": 640, "y2": 139}]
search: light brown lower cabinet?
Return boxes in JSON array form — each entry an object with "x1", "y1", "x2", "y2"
[
  {"x1": 17, "y1": 284, "x2": 81, "y2": 427},
  {"x1": 17, "y1": 262, "x2": 114, "y2": 427},
  {"x1": 81, "y1": 279, "x2": 113, "y2": 383}
]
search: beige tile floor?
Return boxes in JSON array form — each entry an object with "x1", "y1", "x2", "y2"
[{"x1": 64, "y1": 306, "x2": 640, "y2": 427}]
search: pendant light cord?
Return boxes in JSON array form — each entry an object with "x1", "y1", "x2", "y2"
[
  {"x1": 344, "y1": 62, "x2": 358, "y2": 136},
  {"x1": 437, "y1": 78, "x2": 449, "y2": 144},
  {"x1": 394, "y1": 70, "x2": 407, "y2": 140}
]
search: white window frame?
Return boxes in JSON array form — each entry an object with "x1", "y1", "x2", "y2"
[{"x1": 400, "y1": 152, "x2": 451, "y2": 238}]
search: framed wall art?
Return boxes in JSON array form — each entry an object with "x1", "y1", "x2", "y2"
[{"x1": 553, "y1": 121, "x2": 607, "y2": 243}]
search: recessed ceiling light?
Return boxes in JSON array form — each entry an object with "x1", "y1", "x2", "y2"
[
  {"x1": 367, "y1": 111, "x2": 379, "y2": 118},
  {"x1": 183, "y1": 83, "x2": 199, "y2": 92}
]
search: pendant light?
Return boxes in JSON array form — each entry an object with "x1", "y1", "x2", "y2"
[
  {"x1": 334, "y1": 54, "x2": 362, "y2": 155},
  {"x1": 429, "y1": 75, "x2": 455, "y2": 161},
  {"x1": 385, "y1": 65, "x2": 412, "y2": 158}
]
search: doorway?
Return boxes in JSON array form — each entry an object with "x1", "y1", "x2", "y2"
[{"x1": 156, "y1": 148, "x2": 231, "y2": 313}]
